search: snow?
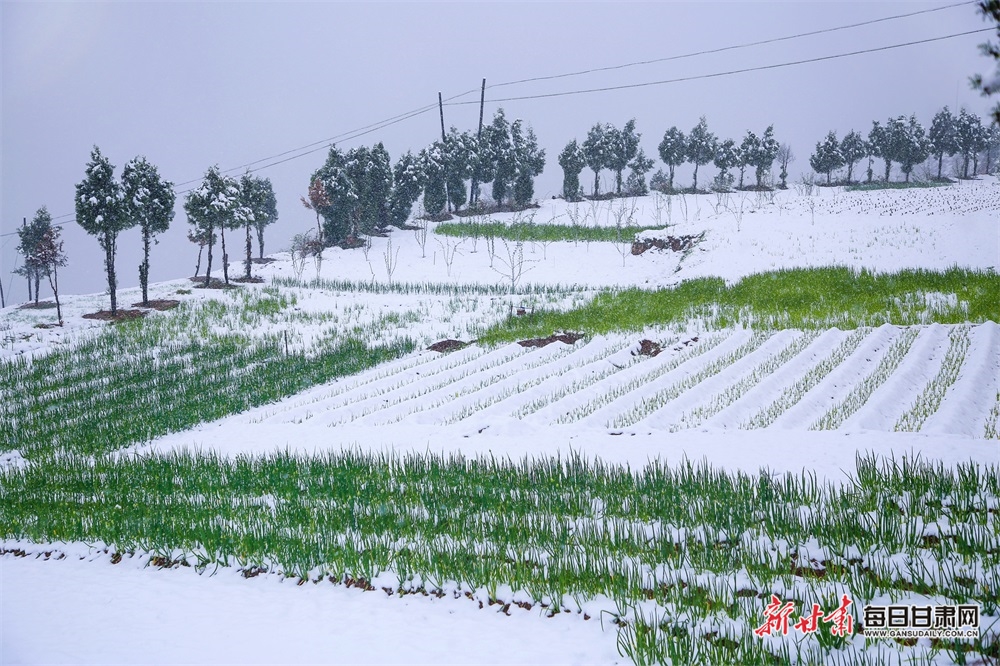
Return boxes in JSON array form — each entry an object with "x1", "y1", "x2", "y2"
[{"x1": 2, "y1": 179, "x2": 999, "y2": 664}]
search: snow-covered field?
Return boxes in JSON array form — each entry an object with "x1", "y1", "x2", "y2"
[{"x1": 2, "y1": 181, "x2": 999, "y2": 665}]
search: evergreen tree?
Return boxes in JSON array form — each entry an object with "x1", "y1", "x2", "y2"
[
  {"x1": 253, "y1": 178, "x2": 278, "y2": 259},
  {"x1": 657, "y1": 126, "x2": 686, "y2": 191},
  {"x1": 606, "y1": 119, "x2": 640, "y2": 196},
  {"x1": 185, "y1": 166, "x2": 244, "y2": 287},
  {"x1": 558, "y1": 139, "x2": 585, "y2": 201},
  {"x1": 35, "y1": 224, "x2": 67, "y2": 325},
  {"x1": 75, "y1": 146, "x2": 132, "y2": 314},
  {"x1": 444, "y1": 128, "x2": 474, "y2": 212},
  {"x1": 686, "y1": 117, "x2": 717, "y2": 191},
  {"x1": 389, "y1": 151, "x2": 425, "y2": 226},
  {"x1": 310, "y1": 146, "x2": 353, "y2": 244},
  {"x1": 712, "y1": 139, "x2": 739, "y2": 191},
  {"x1": 972, "y1": 1, "x2": 1000, "y2": 124},
  {"x1": 737, "y1": 131, "x2": 758, "y2": 189},
  {"x1": 809, "y1": 131, "x2": 844, "y2": 184},
  {"x1": 956, "y1": 109, "x2": 985, "y2": 178},
  {"x1": 898, "y1": 115, "x2": 932, "y2": 182},
  {"x1": 421, "y1": 143, "x2": 448, "y2": 216},
  {"x1": 15, "y1": 208, "x2": 51, "y2": 305},
  {"x1": 625, "y1": 148, "x2": 655, "y2": 196},
  {"x1": 929, "y1": 107, "x2": 959, "y2": 179},
  {"x1": 983, "y1": 124, "x2": 1000, "y2": 174},
  {"x1": 839, "y1": 131, "x2": 868, "y2": 184},
  {"x1": 869, "y1": 118, "x2": 906, "y2": 182},
  {"x1": 484, "y1": 109, "x2": 514, "y2": 204},
  {"x1": 511, "y1": 119, "x2": 545, "y2": 207},
  {"x1": 122, "y1": 156, "x2": 175, "y2": 306},
  {"x1": 751, "y1": 125, "x2": 780, "y2": 189},
  {"x1": 369, "y1": 143, "x2": 394, "y2": 227},
  {"x1": 582, "y1": 123, "x2": 610, "y2": 196}
]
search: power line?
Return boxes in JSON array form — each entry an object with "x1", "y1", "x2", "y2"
[
  {"x1": 446, "y1": 28, "x2": 993, "y2": 106},
  {"x1": 488, "y1": 1, "x2": 977, "y2": 90}
]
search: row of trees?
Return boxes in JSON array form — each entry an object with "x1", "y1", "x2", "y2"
[
  {"x1": 67, "y1": 147, "x2": 277, "y2": 316},
  {"x1": 558, "y1": 118, "x2": 784, "y2": 199},
  {"x1": 306, "y1": 108, "x2": 546, "y2": 247},
  {"x1": 809, "y1": 108, "x2": 1000, "y2": 184}
]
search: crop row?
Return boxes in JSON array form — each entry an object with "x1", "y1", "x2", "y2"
[{"x1": 1, "y1": 450, "x2": 996, "y2": 665}]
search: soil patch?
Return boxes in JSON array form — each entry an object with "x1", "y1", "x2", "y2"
[
  {"x1": 17, "y1": 301, "x2": 57, "y2": 310},
  {"x1": 82, "y1": 309, "x2": 148, "y2": 323},
  {"x1": 518, "y1": 332, "x2": 583, "y2": 348},
  {"x1": 230, "y1": 276, "x2": 266, "y2": 284},
  {"x1": 453, "y1": 202, "x2": 540, "y2": 217},
  {"x1": 132, "y1": 299, "x2": 180, "y2": 311},
  {"x1": 189, "y1": 277, "x2": 239, "y2": 290},
  {"x1": 427, "y1": 339, "x2": 471, "y2": 353},
  {"x1": 33, "y1": 322, "x2": 61, "y2": 329},
  {"x1": 631, "y1": 233, "x2": 704, "y2": 256},
  {"x1": 251, "y1": 257, "x2": 277, "y2": 265},
  {"x1": 633, "y1": 339, "x2": 662, "y2": 357}
]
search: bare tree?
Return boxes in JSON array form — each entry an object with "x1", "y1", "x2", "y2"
[
  {"x1": 383, "y1": 235, "x2": 400, "y2": 285},
  {"x1": 435, "y1": 237, "x2": 464, "y2": 277},
  {"x1": 492, "y1": 239, "x2": 536, "y2": 292},
  {"x1": 776, "y1": 144, "x2": 795, "y2": 189}
]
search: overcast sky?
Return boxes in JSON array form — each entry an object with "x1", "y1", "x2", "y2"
[{"x1": 2, "y1": 1, "x2": 995, "y2": 304}]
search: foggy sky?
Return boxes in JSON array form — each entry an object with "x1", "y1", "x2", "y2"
[{"x1": 2, "y1": 1, "x2": 995, "y2": 304}]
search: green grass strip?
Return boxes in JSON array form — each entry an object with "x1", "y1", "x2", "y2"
[
  {"x1": 895, "y1": 326, "x2": 971, "y2": 432},
  {"x1": 435, "y1": 220, "x2": 666, "y2": 243},
  {"x1": 476, "y1": 267, "x2": 1000, "y2": 344}
]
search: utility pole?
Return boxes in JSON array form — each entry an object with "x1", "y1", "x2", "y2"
[
  {"x1": 470, "y1": 78, "x2": 486, "y2": 208},
  {"x1": 438, "y1": 91, "x2": 451, "y2": 213}
]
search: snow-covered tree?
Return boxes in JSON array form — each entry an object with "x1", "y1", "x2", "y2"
[
  {"x1": 185, "y1": 166, "x2": 244, "y2": 287},
  {"x1": 15, "y1": 208, "x2": 51, "y2": 305},
  {"x1": 686, "y1": 117, "x2": 717, "y2": 191},
  {"x1": 389, "y1": 151, "x2": 424, "y2": 226},
  {"x1": 809, "y1": 131, "x2": 844, "y2": 184},
  {"x1": 929, "y1": 107, "x2": 959, "y2": 179},
  {"x1": 712, "y1": 139, "x2": 739, "y2": 191},
  {"x1": 657, "y1": 126, "x2": 686, "y2": 191},
  {"x1": 582, "y1": 123, "x2": 610, "y2": 196},
  {"x1": 444, "y1": 128, "x2": 475, "y2": 212},
  {"x1": 776, "y1": 144, "x2": 794, "y2": 189},
  {"x1": 982, "y1": 124, "x2": 1000, "y2": 174},
  {"x1": 839, "y1": 131, "x2": 867, "y2": 184},
  {"x1": 956, "y1": 109, "x2": 985, "y2": 178},
  {"x1": 484, "y1": 109, "x2": 515, "y2": 204},
  {"x1": 606, "y1": 119, "x2": 640, "y2": 196},
  {"x1": 421, "y1": 143, "x2": 448, "y2": 216},
  {"x1": 897, "y1": 116, "x2": 932, "y2": 182},
  {"x1": 239, "y1": 173, "x2": 277, "y2": 279},
  {"x1": 310, "y1": 146, "x2": 353, "y2": 244},
  {"x1": 35, "y1": 224, "x2": 67, "y2": 325},
  {"x1": 625, "y1": 147, "x2": 655, "y2": 196},
  {"x1": 748, "y1": 125, "x2": 780, "y2": 189},
  {"x1": 511, "y1": 119, "x2": 545, "y2": 207},
  {"x1": 122, "y1": 156, "x2": 175, "y2": 306},
  {"x1": 972, "y1": 1, "x2": 1000, "y2": 125},
  {"x1": 558, "y1": 139, "x2": 585, "y2": 201},
  {"x1": 75, "y1": 146, "x2": 132, "y2": 314},
  {"x1": 869, "y1": 118, "x2": 906, "y2": 182},
  {"x1": 736, "y1": 132, "x2": 758, "y2": 189},
  {"x1": 252, "y1": 177, "x2": 278, "y2": 260}
]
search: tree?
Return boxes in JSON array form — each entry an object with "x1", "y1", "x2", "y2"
[
  {"x1": 239, "y1": 172, "x2": 277, "y2": 279},
  {"x1": 75, "y1": 146, "x2": 132, "y2": 314},
  {"x1": 736, "y1": 131, "x2": 759, "y2": 189},
  {"x1": 625, "y1": 148, "x2": 655, "y2": 196},
  {"x1": 929, "y1": 107, "x2": 959, "y2": 179},
  {"x1": 749, "y1": 125, "x2": 780, "y2": 189},
  {"x1": 444, "y1": 128, "x2": 474, "y2": 212},
  {"x1": 657, "y1": 126, "x2": 686, "y2": 191},
  {"x1": 35, "y1": 225, "x2": 67, "y2": 325},
  {"x1": 956, "y1": 109, "x2": 985, "y2": 178},
  {"x1": 713, "y1": 139, "x2": 739, "y2": 191},
  {"x1": 558, "y1": 139, "x2": 585, "y2": 201},
  {"x1": 185, "y1": 166, "x2": 244, "y2": 287},
  {"x1": 310, "y1": 146, "x2": 353, "y2": 244},
  {"x1": 869, "y1": 118, "x2": 906, "y2": 182},
  {"x1": 606, "y1": 119, "x2": 640, "y2": 196},
  {"x1": 122, "y1": 156, "x2": 175, "y2": 306},
  {"x1": 686, "y1": 117, "x2": 717, "y2": 191},
  {"x1": 982, "y1": 123, "x2": 1000, "y2": 173},
  {"x1": 15, "y1": 209, "x2": 50, "y2": 305},
  {"x1": 511, "y1": 119, "x2": 545, "y2": 207},
  {"x1": 839, "y1": 131, "x2": 868, "y2": 184},
  {"x1": 187, "y1": 227, "x2": 214, "y2": 277},
  {"x1": 897, "y1": 115, "x2": 932, "y2": 182},
  {"x1": 582, "y1": 123, "x2": 610, "y2": 196},
  {"x1": 483, "y1": 109, "x2": 514, "y2": 204},
  {"x1": 421, "y1": 143, "x2": 448, "y2": 216},
  {"x1": 389, "y1": 151, "x2": 424, "y2": 226},
  {"x1": 972, "y1": 0, "x2": 1000, "y2": 124},
  {"x1": 776, "y1": 144, "x2": 794, "y2": 189},
  {"x1": 809, "y1": 131, "x2": 844, "y2": 184}
]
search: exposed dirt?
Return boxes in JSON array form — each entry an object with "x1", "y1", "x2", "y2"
[
  {"x1": 251, "y1": 257, "x2": 276, "y2": 264},
  {"x1": 17, "y1": 301, "x2": 57, "y2": 310},
  {"x1": 427, "y1": 339, "x2": 471, "y2": 353},
  {"x1": 671, "y1": 336, "x2": 700, "y2": 351},
  {"x1": 631, "y1": 233, "x2": 705, "y2": 255},
  {"x1": 82, "y1": 309, "x2": 148, "y2": 323},
  {"x1": 33, "y1": 322, "x2": 61, "y2": 329},
  {"x1": 230, "y1": 276, "x2": 266, "y2": 284},
  {"x1": 517, "y1": 332, "x2": 583, "y2": 348},
  {"x1": 633, "y1": 339, "x2": 662, "y2": 357},
  {"x1": 189, "y1": 277, "x2": 239, "y2": 290},
  {"x1": 132, "y1": 299, "x2": 180, "y2": 311}
]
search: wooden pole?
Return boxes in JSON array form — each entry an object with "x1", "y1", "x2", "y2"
[
  {"x1": 23, "y1": 218, "x2": 31, "y2": 303},
  {"x1": 470, "y1": 78, "x2": 486, "y2": 207},
  {"x1": 438, "y1": 92, "x2": 451, "y2": 213}
]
